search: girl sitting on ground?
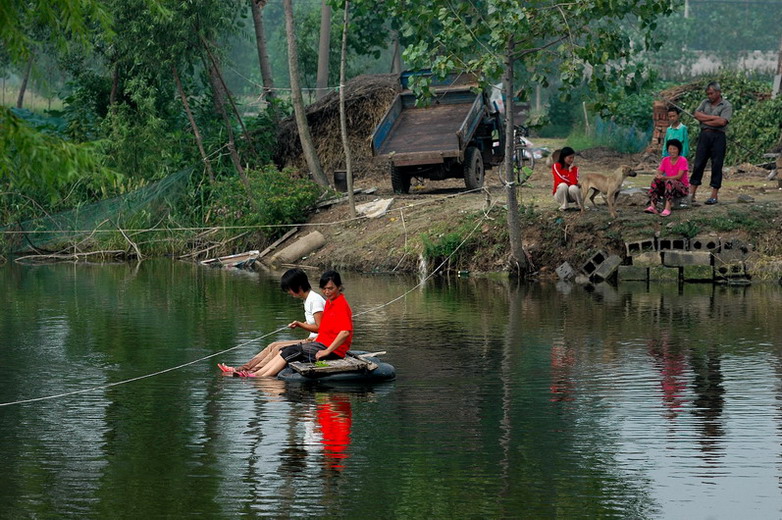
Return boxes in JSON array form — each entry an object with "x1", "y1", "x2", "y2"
[
  {"x1": 551, "y1": 146, "x2": 583, "y2": 211},
  {"x1": 645, "y1": 138, "x2": 689, "y2": 217}
]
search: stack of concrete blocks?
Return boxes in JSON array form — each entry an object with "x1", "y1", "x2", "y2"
[
  {"x1": 620, "y1": 238, "x2": 661, "y2": 282},
  {"x1": 619, "y1": 235, "x2": 752, "y2": 284},
  {"x1": 580, "y1": 250, "x2": 623, "y2": 283}
]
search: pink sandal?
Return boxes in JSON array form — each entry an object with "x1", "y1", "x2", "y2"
[
  {"x1": 644, "y1": 205, "x2": 658, "y2": 214},
  {"x1": 660, "y1": 208, "x2": 671, "y2": 217},
  {"x1": 218, "y1": 363, "x2": 236, "y2": 373}
]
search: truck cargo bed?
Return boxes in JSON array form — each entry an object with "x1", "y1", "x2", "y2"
[{"x1": 372, "y1": 90, "x2": 483, "y2": 166}]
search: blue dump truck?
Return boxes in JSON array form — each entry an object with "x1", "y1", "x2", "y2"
[{"x1": 371, "y1": 71, "x2": 506, "y2": 194}]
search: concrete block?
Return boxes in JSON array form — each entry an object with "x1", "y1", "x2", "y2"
[
  {"x1": 714, "y1": 239, "x2": 751, "y2": 265},
  {"x1": 714, "y1": 261, "x2": 747, "y2": 279},
  {"x1": 713, "y1": 250, "x2": 747, "y2": 264},
  {"x1": 721, "y1": 238, "x2": 751, "y2": 252},
  {"x1": 555, "y1": 262, "x2": 576, "y2": 281},
  {"x1": 625, "y1": 239, "x2": 656, "y2": 256},
  {"x1": 593, "y1": 255, "x2": 622, "y2": 282},
  {"x1": 689, "y1": 235, "x2": 721, "y2": 253},
  {"x1": 658, "y1": 237, "x2": 688, "y2": 251},
  {"x1": 662, "y1": 251, "x2": 713, "y2": 267},
  {"x1": 717, "y1": 238, "x2": 752, "y2": 262},
  {"x1": 618, "y1": 265, "x2": 649, "y2": 282},
  {"x1": 631, "y1": 251, "x2": 662, "y2": 266},
  {"x1": 682, "y1": 265, "x2": 714, "y2": 282},
  {"x1": 581, "y1": 250, "x2": 607, "y2": 276},
  {"x1": 649, "y1": 266, "x2": 680, "y2": 281}
]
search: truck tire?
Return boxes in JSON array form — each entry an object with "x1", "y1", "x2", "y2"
[
  {"x1": 391, "y1": 166, "x2": 411, "y2": 194},
  {"x1": 463, "y1": 146, "x2": 484, "y2": 190}
]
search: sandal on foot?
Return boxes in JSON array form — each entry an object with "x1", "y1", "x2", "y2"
[
  {"x1": 218, "y1": 363, "x2": 235, "y2": 373},
  {"x1": 705, "y1": 198, "x2": 718, "y2": 205},
  {"x1": 644, "y1": 205, "x2": 658, "y2": 214},
  {"x1": 660, "y1": 208, "x2": 671, "y2": 217}
]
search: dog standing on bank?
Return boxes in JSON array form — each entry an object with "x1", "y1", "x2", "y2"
[{"x1": 579, "y1": 165, "x2": 638, "y2": 218}]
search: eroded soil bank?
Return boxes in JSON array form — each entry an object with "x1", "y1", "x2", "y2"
[{"x1": 281, "y1": 143, "x2": 782, "y2": 282}]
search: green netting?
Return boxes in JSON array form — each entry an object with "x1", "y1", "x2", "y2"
[
  {"x1": 2, "y1": 167, "x2": 194, "y2": 253},
  {"x1": 593, "y1": 116, "x2": 653, "y2": 154}
]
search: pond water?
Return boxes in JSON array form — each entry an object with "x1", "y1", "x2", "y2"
[{"x1": 1, "y1": 261, "x2": 781, "y2": 519}]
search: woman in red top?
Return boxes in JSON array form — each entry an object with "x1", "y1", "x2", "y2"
[
  {"x1": 256, "y1": 270, "x2": 353, "y2": 378},
  {"x1": 551, "y1": 147, "x2": 582, "y2": 211}
]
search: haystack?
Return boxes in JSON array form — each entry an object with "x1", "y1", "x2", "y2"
[{"x1": 274, "y1": 74, "x2": 400, "y2": 181}]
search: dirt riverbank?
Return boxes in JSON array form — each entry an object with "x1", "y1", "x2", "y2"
[{"x1": 286, "y1": 140, "x2": 782, "y2": 281}]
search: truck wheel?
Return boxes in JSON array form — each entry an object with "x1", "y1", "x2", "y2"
[
  {"x1": 391, "y1": 166, "x2": 411, "y2": 194},
  {"x1": 463, "y1": 146, "x2": 484, "y2": 190}
]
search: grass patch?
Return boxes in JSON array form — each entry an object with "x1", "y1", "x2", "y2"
[{"x1": 692, "y1": 207, "x2": 775, "y2": 233}]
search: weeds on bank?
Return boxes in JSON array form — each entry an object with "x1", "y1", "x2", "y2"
[
  {"x1": 690, "y1": 207, "x2": 775, "y2": 233},
  {"x1": 420, "y1": 207, "x2": 510, "y2": 270}
]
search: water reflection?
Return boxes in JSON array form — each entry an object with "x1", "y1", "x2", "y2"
[
  {"x1": 315, "y1": 393, "x2": 352, "y2": 471},
  {"x1": 690, "y1": 346, "x2": 726, "y2": 462},
  {"x1": 1, "y1": 262, "x2": 782, "y2": 519},
  {"x1": 647, "y1": 332, "x2": 687, "y2": 418}
]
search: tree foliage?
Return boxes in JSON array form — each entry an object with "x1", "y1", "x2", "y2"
[{"x1": 385, "y1": 0, "x2": 674, "y2": 97}]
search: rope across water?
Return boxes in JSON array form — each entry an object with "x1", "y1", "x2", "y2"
[{"x1": 0, "y1": 189, "x2": 498, "y2": 408}]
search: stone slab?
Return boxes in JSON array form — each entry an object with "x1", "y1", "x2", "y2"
[
  {"x1": 618, "y1": 265, "x2": 649, "y2": 282},
  {"x1": 631, "y1": 251, "x2": 662, "y2": 267},
  {"x1": 662, "y1": 251, "x2": 713, "y2": 267},
  {"x1": 649, "y1": 266, "x2": 680, "y2": 281},
  {"x1": 682, "y1": 265, "x2": 714, "y2": 282}
]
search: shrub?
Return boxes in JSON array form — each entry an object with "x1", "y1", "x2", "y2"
[{"x1": 206, "y1": 165, "x2": 323, "y2": 237}]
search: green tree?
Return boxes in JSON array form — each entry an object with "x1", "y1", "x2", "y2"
[{"x1": 377, "y1": 0, "x2": 674, "y2": 275}]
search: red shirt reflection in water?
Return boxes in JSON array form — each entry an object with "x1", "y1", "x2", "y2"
[
  {"x1": 647, "y1": 337, "x2": 687, "y2": 417},
  {"x1": 316, "y1": 396, "x2": 352, "y2": 470},
  {"x1": 550, "y1": 343, "x2": 576, "y2": 402}
]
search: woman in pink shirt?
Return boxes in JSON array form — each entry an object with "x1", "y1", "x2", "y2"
[{"x1": 644, "y1": 139, "x2": 689, "y2": 217}]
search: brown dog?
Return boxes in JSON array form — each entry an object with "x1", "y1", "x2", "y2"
[{"x1": 579, "y1": 165, "x2": 637, "y2": 218}]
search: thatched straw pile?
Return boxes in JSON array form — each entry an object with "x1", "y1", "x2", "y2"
[{"x1": 274, "y1": 74, "x2": 400, "y2": 180}]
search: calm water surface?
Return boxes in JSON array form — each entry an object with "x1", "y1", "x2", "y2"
[{"x1": 1, "y1": 261, "x2": 781, "y2": 519}]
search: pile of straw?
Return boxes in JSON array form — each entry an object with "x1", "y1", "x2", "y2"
[{"x1": 274, "y1": 74, "x2": 400, "y2": 180}]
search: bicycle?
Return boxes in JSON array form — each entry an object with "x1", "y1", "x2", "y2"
[{"x1": 498, "y1": 124, "x2": 535, "y2": 187}]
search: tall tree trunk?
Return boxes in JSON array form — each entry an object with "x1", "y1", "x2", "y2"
[
  {"x1": 172, "y1": 64, "x2": 214, "y2": 183},
  {"x1": 250, "y1": 0, "x2": 276, "y2": 105},
  {"x1": 503, "y1": 41, "x2": 526, "y2": 276},
  {"x1": 390, "y1": 30, "x2": 402, "y2": 74},
  {"x1": 315, "y1": 0, "x2": 332, "y2": 101},
  {"x1": 283, "y1": 0, "x2": 328, "y2": 187},
  {"x1": 16, "y1": 56, "x2": 33, "y2": 109},
  {"x1": 773, "y1": 33, "x2": 782, "y2": 99},
  {"x1": 339, "y1": 1, "x2": 355, "y2": 217},
  {"x1": 200, "y1": 36, "x2": 254, "y2": 154},
  {"x1": 110, "y1": 63, "x2": 119, "y2": 106},
  {"x1": 204, "y1": 51, "x2": 250, "y2": 188}
]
